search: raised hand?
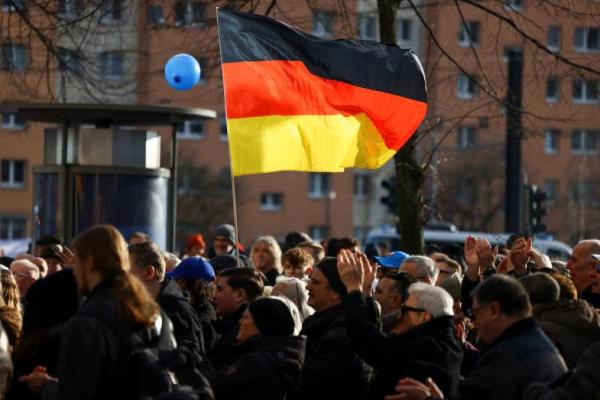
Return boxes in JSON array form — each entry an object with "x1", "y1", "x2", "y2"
[
  {"x1": 55, "y1": 245, "x2": 75, "y2": 268},
  {"x1": 358, "y1": 252, "x2": 376, "y2": 296},
  {"x1": 476, "y1": 238, "x2": 497, "y2": 268},
  {"x1": 509, "y1": 237, "x2": 531, "y2": 274},
  {"x1": 464, "y1": 236, "x2": 479, "y2": 269},
  {"x1": 337, "y1": 249, "x2": 363, "y2": 293}
]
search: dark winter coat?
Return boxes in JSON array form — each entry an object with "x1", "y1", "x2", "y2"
[
  {"x1": 533, "y1": 299, "x2": 600, "y2": 368},
  {"x1": 524, "y1": 340, "x2": 600, "y2": 400},
  {"x1": 192, "y1": 301, "x2": 217, "y2": 352},
  {"x1": 208, "y1": 304, "x2": 246, "y2": 370},
  {"x1": 453, "y1": 317, "x2": 567, "y2": 400},
  {"x1": 157, "y1": 278, "x2": 205, "y2": 353},
  {"x1": 299, "y1": 304, "x2": 373, "y2": 400},
  {"x1": 209, "y1": 335, "x2": 306, "y2": 400},
  {"x1": 342, "y1": 291, "x2": 462, "y2": 399},
  {"x1": 39, "y1": 278, "x2": 171, "y2": 400}
]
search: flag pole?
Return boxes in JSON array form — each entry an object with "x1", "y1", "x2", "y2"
[{"x1": 216, "y1": 7, "x2": 241, "y2": 268}]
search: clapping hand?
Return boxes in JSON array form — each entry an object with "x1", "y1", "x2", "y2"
[{"x1": 337, "y1": 249, "x2": 374, "y2": 294}]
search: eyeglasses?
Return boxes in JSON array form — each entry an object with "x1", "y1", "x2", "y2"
[{"x1": 401, "y1": 305, "x2": 427, "y2": 314}]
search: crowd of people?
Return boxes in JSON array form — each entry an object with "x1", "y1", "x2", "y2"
[{"x1": 0, "y1": 223, "x2": 598, "y2": 400}]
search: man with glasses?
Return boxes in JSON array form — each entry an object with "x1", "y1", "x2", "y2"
[
  {"x1": 399, "y1": 255, "x2": 439, "y2": 285},
  {"x1": 567, "y1": 240, "x2": 600, "y2": 308},
  {"x1": 337, "y1": 249, "x2": 462, "y2": 399},
  {"x1": 394, "y1": 274, "x2": 566, "y2": 400}
]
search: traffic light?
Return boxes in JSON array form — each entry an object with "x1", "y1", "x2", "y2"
[
  {"x1": 529, "y1": 185, "x2": 548, "y2": 234},
  {"x1": 380, "y1": 177, "x2": 397, "y2": 213}
]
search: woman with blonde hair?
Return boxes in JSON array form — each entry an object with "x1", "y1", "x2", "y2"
[
  {"x1": 251, "y1": 236, "x2": 282, "y2": 286},
  {"x1": 0, "y1": 266, "x2": 22, "y2": 348},
  {"x1": 19, "y1": 225, "x2": 174, "y2": 399}
]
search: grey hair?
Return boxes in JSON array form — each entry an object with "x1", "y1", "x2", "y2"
[
  {"x1": 409, "y1": 282, "x2": 454, "y2": 317},
  {"x1": 252, "y1": 236, "x2": 283, "y2": 273},
  {"x1": 402, "y1": 256, "x2": 439, "y2": 284},
  {"x1": 272, "y1": 276, "x2": 314, "y2": 321}
]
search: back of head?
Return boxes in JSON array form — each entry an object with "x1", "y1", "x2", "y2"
[
  {"x1": 296, "y1": 241, "x2": 325, "y2": 263},
  {"x1": 282, "y1": 231, "x2": 312, "y2": 252},
  {"x1": 338, "y1": 236, "x2": 360, "y2": 251},
  {"x1": 248, "y1": 297, "x2": 297, "y2": 336},
  {"x1": 73, "y1": 225, "x2": 159, "y2": 328},
  {"x1": 9, "y1": 259, "x2": 40, "y2": 280},
  {"x1": 402, "y1": 256, "x2": 439, "y2": 283},
  {"x1": 282, "y1": 247, "x2": 313, "y2": 269},
  {"x1": 273, "y1": 276, "x2": 312, "y2": 320},
  {"x1": 219, "y1": 267, "x2": 264, "y2": 302},
  {"x1": 129, "y1": 241, "x2": 166, "y2": 281},
  {"x1": 0, "y1": 268, "x2": 21, "y2": 311},
  {"x1": 520, "y1": 273, "x2": 560, "y2": 305},
  {"x1": 549, "y1": 272, "x2": 578, "y2": 300},
  {"x1": 473, "y1": 275, "x2": 532, "y2": 317},
  {"x1": 409, "y1": 282, "x2": 454, "y2": 318}
]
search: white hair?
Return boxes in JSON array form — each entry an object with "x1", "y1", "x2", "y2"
[
  {"x1": 402, "y1": 256, "x2": 439, "y2": 284},
  {"x1": 252, "y1": 236, "x2": 283, "y2": 272},
  {"x1": 272, "y1": 276, "x2": 314, "y2": 321},
  {"x1": 409, "y1": 282, "x2": 454, "y2": 318}
]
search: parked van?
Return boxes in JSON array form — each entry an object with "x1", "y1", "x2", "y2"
[{"x1": 365, "y1": 225, "x2": 572, "y2": 261}]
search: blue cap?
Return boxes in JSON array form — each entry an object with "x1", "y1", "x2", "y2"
[
  {"x1": 166, "y1": 256, "x2": 215, "y2": 281},
  {"x1": 374, "y1": 251, "x2": 409, "y2": 269}
]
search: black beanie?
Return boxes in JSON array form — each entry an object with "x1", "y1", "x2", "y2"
[
  {"x1": 315, "y1": 257, "x2": 347, "y2": 297},
  {"x1": 248, "y1": 298, "x2": 295, "y2": 337}
]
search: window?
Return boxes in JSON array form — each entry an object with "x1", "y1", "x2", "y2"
[
  {"x1": 353, "y1": 173, "x2": 370, "y2": 199},
  {"x1": 544, "y1": 129, "x2": 559, "y2": 154},
  {"x1": 544, "y1": 179, "x2": 557, "y2": 204},
  {"x1": 148, "y1": 4, "x2": 165, "y2": 26},
  {"x1": 457, "y1": 73, "x2": 476, "y2": 99},
  {"x1": 312, "y1": 11, "x2": 334, "y2": 38},
  {"x1": 309, "y1": 225, "x2": 329, "y2": 241},
  {"x1": 309, "y1": 173, "x2": 330, "y2": 198},
  {"x1": 0, "y1": 160, "x2": 25, "y2": 188},
  {"x1": 574, "y1": 27, "x2": 599, "y2": 52},
  {"x1": 0, "y1": 217, "x2": 26, "y2": 240},
  {"x1": 1, "y1": 112, "x2": 25, "y2": 129},
  {"x1": 177, "y1": 120, "x2": 204, "y2": 139},
  {"x1": 571, "y1": 130, "x2": 597, "y2": 154},
  {"x1": 547, "y1": 26, "x2": 560, "y2": 52},
  {"x1": 397, "y1": 18, "x2": 412, "y2": 42},
  {"x1": 175, "y1": 0, "x2": 206, "y2": 27},
  {"x1": 1, "y1": 0, "x2": 24, "y2": 12},
  {"x1": 546, "y1": 77, "x2": 559, "y2": 103},
  {"x1": 260, "y1": 193, "x2": 283, "y2": 211},
  {"x1": 0, "y1": 44, "x2": 27, "y2": 72},
  {"x1": 58, "y1": 47, "x2": 82, "y2": 75},
  {"x1": 504, "y1": 0, "x2": 523, "y2": 11},
  {"x1": 99, "y1": 0, "x2": 123, "y2": 23},
  {"x1": 57, "y1": 0, "x2": 80, "y2": 18},
  {"x1": 457, "y1": 126, "x2": 476, "y2": 149},
  {"x1": 98, "y1": 51, "x2": 123, "y2": 80},
  {"x1": 458, "y1": 21, "x2": 479, "y2": 47},
  {"x1": 572, "y1": 78, "x2": 598, "y2": 103},
  {"x1": 571, "y1": 180, "x2": 598, "y2": 206},
  {"x1": 456, "y1": 176, "x2": 474, "y2": 204},
  {"x1": 219, "y1": 115, "x2": 228, "y2": 141},
  {"x1": 357, "y1": 15, "x2": 377, "y2": 40}
]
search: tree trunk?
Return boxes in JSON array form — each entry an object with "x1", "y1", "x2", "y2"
[{"x1": 377, "y1": 0, "x2": 425, "y2": 254}]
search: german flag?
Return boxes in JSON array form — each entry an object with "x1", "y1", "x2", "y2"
[{"x1": 217, "y1": 9, "x2": 427, "y2": 176}]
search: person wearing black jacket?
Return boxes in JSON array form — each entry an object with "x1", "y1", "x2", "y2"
[
  {"x1": 393, "y1": 275, "x2": 567, "y2": 400},
  {"x1": 337, "y1": 249, "x2": 462, "y2": 399},
  {"x1": 18, "y1": 225, "x2": 171, "y2": 400},
  {"x1": 209, "y1": 297, "x2": 306, "y2": 400},
  {"x1": 208, "y1": 267, "x2": 264, "y2": 370},
  {"x1": 299, "y1": 257, "x2": 373, "y2": 400},
  {"x1": 129, "y1": 242, "x2": 207, "y2": 354}
]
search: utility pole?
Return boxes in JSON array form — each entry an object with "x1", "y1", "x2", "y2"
[{"x1": 505, "y1": 48, "x2": 524, "y2": 233}]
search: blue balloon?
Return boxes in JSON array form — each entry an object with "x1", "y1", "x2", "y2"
[{"x1": 164, "y1": 54, "x2": 201, "y2": 91}]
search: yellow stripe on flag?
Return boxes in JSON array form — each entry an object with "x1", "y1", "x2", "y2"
[{"x1": 227, "y1": 114, "x2": 397, "y2": 176}]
